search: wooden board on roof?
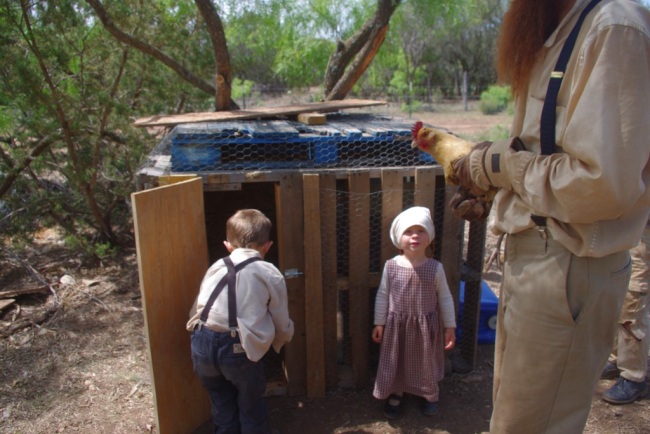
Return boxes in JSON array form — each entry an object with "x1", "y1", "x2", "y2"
[{"x1": 133, "y1": 99, "x2": 387, "y2": 128}]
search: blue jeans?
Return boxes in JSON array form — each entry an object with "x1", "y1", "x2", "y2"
[{"x1": 191, "y1": 327, "x2": 269, "y2": 434}]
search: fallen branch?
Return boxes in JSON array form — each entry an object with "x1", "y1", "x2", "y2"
[
  {"x1": 1, "y1": 246, "x2": 59, "y2": 305},
  {"x1": 0, "y1": 305, "x2": 58, "y2": 338},
  {"x1": 0, "y1": 285, "x2": 51, "y2": 299},
  {"x1": 0, "y1": 298, "x2": 15, "y2": 311}
]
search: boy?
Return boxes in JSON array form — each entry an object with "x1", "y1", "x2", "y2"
[{"x1": 187, "y1": 209, "x2": 294, "y2": 433}]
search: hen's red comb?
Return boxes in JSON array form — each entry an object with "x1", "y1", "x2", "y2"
[{"x1": 411, "y1": 121, "x2": 423, "y2": 139}]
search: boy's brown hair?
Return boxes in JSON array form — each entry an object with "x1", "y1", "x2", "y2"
[{"x1": 226, "y1": 209, "x2": 272, "y2": 248}]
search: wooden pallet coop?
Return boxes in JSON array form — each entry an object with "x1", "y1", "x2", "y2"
[{"x1": 132, "y1": 103, "x2": 487, "y2": 434}]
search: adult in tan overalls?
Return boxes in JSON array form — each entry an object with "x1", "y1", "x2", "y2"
[{"x1": 449, "y1": 0, "x2": 650, "y2": 432}]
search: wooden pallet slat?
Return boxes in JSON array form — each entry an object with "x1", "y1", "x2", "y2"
[
  {"x1": 319, "y1": 173, "x2": 339, "y2": 390},
  {"x1": 303, "y1": 174, "x2": 326, "y2": 398},
  {"x1": 246, "y1": 120, "x2": 300, "y2": 138},
  {"x1": 414, "y1": 167, "x2": 437, "y2": 211},
  {"x1": 275, "y1": 174, "x2": 306, "y2": 396},
  {"x1": 380, "y1": 169, "x2": 404, "y2": 266},
  {"x1": 347, "y1": 171, "x2": 371, "y2": 387}
]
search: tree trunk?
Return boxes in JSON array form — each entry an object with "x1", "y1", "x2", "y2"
[
  {"x1": 323, "y1": 0, "x2": 401, "y2": 101},
  {"x1": 194, "y1": 0, "x2": 239, "y2": 111}
]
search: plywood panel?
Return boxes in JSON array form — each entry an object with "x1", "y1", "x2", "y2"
[
  {"x1": 275, "y1": 174, "x2": 306, "y2": 396},
  {"x1": 348, "y1": 171, "x2": 370, "y2": 387},
  {"x1": 380, "y1": 170, "x2": 404, "y2": 266},
  {"x1": 303, "y1": 174, "x2": 326, "y2": 398},
  {"x1": 131, "y1": 178, "x2": 210, "y2": 434}
]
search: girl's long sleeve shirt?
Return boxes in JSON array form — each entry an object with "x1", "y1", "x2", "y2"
[{"x1": 373, "y1": 256, "x2": 456, "y2": 328}]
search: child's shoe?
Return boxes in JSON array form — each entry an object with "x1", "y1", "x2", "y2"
[
  {"x1": 383, "y1": 394, "x2": 402, "y2": 419},
  {"x1": 421, "y1": 399, "x2": 439, "y2": 416}
]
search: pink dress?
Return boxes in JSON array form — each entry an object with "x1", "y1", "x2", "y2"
[{"x1": 373, "y1": 258, "x2": 445, "y2": 402}]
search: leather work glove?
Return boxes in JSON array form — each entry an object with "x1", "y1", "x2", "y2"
[
  {"x1": 449, "y1": 187, "x2": 492, "y2": 221},
  {"x1": 452, "y1": 137, "x2": 527, "y2": 194},
  {"x1": 448, "y1": 137, "x2": 527, "y2": 221},
  {"x1": 451, "y1": 141, "x2": 493, "y2": 196}
]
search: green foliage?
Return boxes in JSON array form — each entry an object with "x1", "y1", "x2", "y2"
[
  {"x1": 476, "y1": 124, "x2": 511, "y2": 142},
  {"x1": 389, "y1": 70, "x2": 409, "y2": 95},
  {"x1": 273, "y1": 36, "x2": 332, "y2": 88},
  {"x1": 0, "y1": 0, "x2": 167, "y2": 246},
  {"x1": 400, "y1": 100, "x2": 422, "y2": 115},
  {"x1": 0, "y1": 107, "x2": 15, "y2": 135},
  {"x1": 63, "y1": 235, "x2": 118, "y2": 260},
  {"x1": 479, "y1": 85, "x2": 512, "y2": 115},
  {"x1": 369, "y1": 0, "x2": 503, "y2": 101},
  {"x1": 231, "y1": 78, "x2": 256, "y2": 99}
]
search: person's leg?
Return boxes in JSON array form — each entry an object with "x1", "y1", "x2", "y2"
[
  {"x1": 611, "y1": 290, "x2": 649, "y2": 382},
  {"x1": 603, "y1": 228, "x2": 650, "y2": 404},
  {"x1": 220, "y1": 337, "x2": 269, "y2": 434},
  {"x1": 191, "y1": 329, "x2": 240, "y2": 433},
  {"x1": 491, "y1": 229, "x2": 629, "y2": 434}
]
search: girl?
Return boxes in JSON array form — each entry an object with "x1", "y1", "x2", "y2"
[{"x1": 372, "y1": 206, "x2": 456, "y2": 418}]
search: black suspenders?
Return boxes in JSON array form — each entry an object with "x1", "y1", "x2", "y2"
[
  {"x1": 198, "y1": 256, "x2": 261, "y2": 334},
  {"x1": 540, "y1": 0, "x2": 602, "y2": 155},
  {"x1": 533, "y1": 0, "x2": 602, "y2": 231}
]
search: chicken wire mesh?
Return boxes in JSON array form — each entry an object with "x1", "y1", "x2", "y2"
[
  {"x1": 139, "y1": 113, "x2": 435, "y2": 174},
  {"x1": 318, "y1": 180, "x2": 486, "y2": 373},
  {"x1": 256, "y1": 177, "x2": 486, "y2": 386}
]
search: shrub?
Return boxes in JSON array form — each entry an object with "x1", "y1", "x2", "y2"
[
  {"x1": 479, "y1": 85, "x2": 511, "y2": 115},
  {"x1": 401, "y1": 100, "x2": 422, "y2": 115},
  {"x1": 475, "y1": 125, "x2": 511, "y2": 142}
]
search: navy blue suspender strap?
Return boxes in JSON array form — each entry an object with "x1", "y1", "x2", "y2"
[
  {"x1": 533, "y1": 0, "x2": 602, "y2": 231},
  {"x1": 224, "y1": 257, "x2": 239, "y2": 334},
  {"x1": 539, "y1": 0, "x2": 602, "y2": 155},
  {"x1": 198, "y1": 256, "x2": 261, "y2": 332}
]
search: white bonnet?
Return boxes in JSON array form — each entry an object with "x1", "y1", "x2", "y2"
[{"x1": 389, "y1": 206, "x2": 435, "y2": 249}]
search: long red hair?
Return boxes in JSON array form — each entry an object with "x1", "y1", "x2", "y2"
[{"x1": 496, "y1": 0, "x2": 568, "y2": 97}]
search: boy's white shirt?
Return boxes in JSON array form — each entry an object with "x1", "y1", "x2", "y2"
[{"x1": 187, "y1": 248, "x2": 294, "y2": 362}]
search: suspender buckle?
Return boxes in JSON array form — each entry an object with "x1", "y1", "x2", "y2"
[
  {"x1": 230, "y1": 328, "x2": 238, "y2": 338},
  {"x1": 530, "y1": 214, "x2": 549, "y2": 241},
  {"x1": 537, "y1": 226, "x2": 548, "y2": 241}
]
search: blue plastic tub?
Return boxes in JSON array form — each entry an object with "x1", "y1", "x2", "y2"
[{"x1": 457, "y1": 280, "x2": 499, "y2": 345}]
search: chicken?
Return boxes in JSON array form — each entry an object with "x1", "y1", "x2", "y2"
[
  {"x1": 410, "y1": 121, "x2": 496, "y2": 218},
  {"x1": 410, "y1": 121, "x2": 475, "y2": 185}
]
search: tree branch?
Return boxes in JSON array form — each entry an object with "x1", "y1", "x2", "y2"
[
  {"x1": 324, "y1": 0, "x2": 401, "y2": 100},
  {"x1": 0, "y1": 134, "x2": 57, "y2": 199},
  {"x1": 84, "y1": 0, "x2": 216, "y2": 97}
]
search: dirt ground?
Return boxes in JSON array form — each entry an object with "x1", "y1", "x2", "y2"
[{"x1": 1, "y1": 103, "x2": 649, "y2": 434}]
